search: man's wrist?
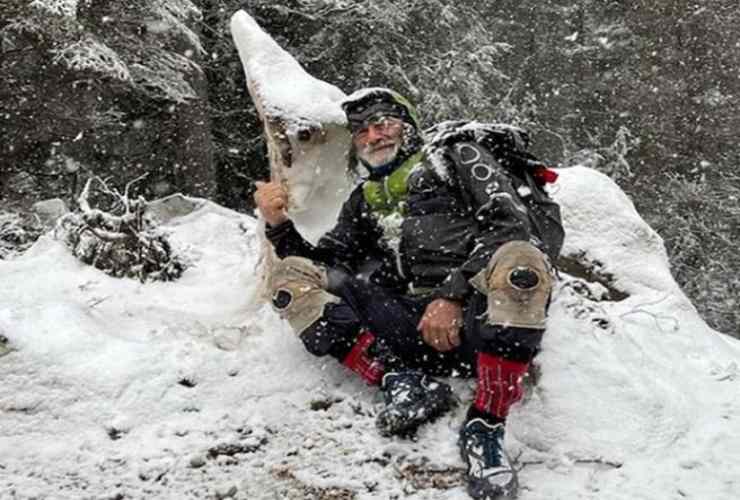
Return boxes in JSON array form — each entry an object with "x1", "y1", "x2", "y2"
[
  {"x1": 265, "y1": 217, "x2": 289, "y2": 229},
  {"x1": 436, "y1": 297, "x2": 463, "y2": 306},
  {"x1": 264, "y1": 219, "x2": 294, "y2": 242},
  {"x1": 432, "y1": 270, "x2": 471, "y2": 302}
]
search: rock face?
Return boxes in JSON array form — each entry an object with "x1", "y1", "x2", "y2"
[
  {"x1": 32, "y1": 199, "x2": 69, "y2": 227},
  {"x1": 0, "y1": 3, "x2": 215, "y2": 211},
  {"x1": 145, "y1": 194, "x2": 205, "y2": 224}
]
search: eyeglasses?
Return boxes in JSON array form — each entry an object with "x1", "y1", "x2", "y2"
[{"x1": 350, "y1": 114, "x2": 404, "y2": 141}]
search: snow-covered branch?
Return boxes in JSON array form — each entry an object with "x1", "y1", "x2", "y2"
[{"x1": 58, "y1": 177, "x2": 186, "y2": 282}]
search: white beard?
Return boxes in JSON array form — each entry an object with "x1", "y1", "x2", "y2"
[{"x1": 358, "y1": 141, "x2": 401, "y2": 167}]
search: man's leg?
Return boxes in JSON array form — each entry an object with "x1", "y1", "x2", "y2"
[
  {"x1": 460, "y1": 241, "x2": 553, "y2": 500},
  {"x1": 464, "y1": 316, "x2": 543, "y2": 425},
  {"x1": 267, "y1": 257, "x2": 458, "y2": 434},
  {"x1": 301, "y1": 302, "x2": 385, "y2": 385},
  {"x1": 267, "y1": 256, "x2": 385, "y2": 385},
  {"x1": 326, "y1": 268, "x2": 467, "y2": 375},
  {"x1": 326, "y1": 268, "x2": 462, "y2": 435},
  {"x1": 269, "y1": 257, "x2": 454, "y2": 375}
]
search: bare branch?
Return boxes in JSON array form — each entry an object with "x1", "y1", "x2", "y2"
[
  {"x1": 81, "y1": 226, "x2": 131, "y2": 242},
  {"x1": 123, "y1": 173, "x2": 149, "y2": 212},
  {"x1": 78, "y1": 178, "x2": 94, "y2": 212}
]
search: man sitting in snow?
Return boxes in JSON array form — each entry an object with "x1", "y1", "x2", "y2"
[{"x1": 254, "y1": 88, "x2": 563, "y2": 500}]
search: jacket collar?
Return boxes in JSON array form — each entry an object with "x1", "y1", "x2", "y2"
[{"x1": 363, "y1": 151, "x2": 424, "y2": 215}]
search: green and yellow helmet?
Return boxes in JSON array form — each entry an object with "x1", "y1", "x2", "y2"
[{"x1": 341, "y1": 87, "x2": 421, "y2": 132}]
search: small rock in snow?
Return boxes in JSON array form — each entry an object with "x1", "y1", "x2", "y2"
[
  {"x1": 215, "y1": 485, "x2": 238, "y2": 499},
  {"x1": 32, "y1": 198, "x2": 69, "y2": 226},
  {"x1": 213, "y1": 326, "x2": 245, "y2": 351}
]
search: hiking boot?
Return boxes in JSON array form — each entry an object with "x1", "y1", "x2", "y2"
[
  {"x1": 375, "y1": 371, "x2": 456, "y2": 437},
  {"x1": 459, "y1": 418, "x2": 518, "y2": 499}
]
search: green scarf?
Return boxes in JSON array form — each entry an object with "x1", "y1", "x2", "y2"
[{"x1": 362, "y1": 151, "x2": 424, "y2": 216}]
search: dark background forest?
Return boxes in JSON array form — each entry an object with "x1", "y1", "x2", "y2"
[{"x1": 1, "y1": 0, "x2": 738, "y2": 336}]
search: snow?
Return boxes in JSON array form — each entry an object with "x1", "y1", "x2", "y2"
[
  {"x1": 1, "y1": 167, "x2": 738, "y2": 499},
  {"x1": 512, "y1": 168, "x2": 740, "y2": 500},
  {"x1": 422, "y1": 120, "x2": 532, "y2": 183},
  {"x1": 230, "y1": 11, "x2": 347, "y2": 127},
  {"x1": 154, "y1": 0, "x2": 204, "y2": 54},
  {"x1": 29, "y1": 0, "x2": 78, "y2": 18},
  {"x1": 52, "y1": 37, "x2": 131, "y2": 82}
]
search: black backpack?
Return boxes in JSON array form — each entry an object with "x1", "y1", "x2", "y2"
[{"x1": 423, "y1": 120, "x2": 565, "y2": 260}]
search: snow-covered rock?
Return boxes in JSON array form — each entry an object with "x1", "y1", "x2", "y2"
[
  {"x1": 31, "y1": 198, "x2": 69, "y2": 227},
  {"x1": 0, "y1": 168, "x2": 738, "y2": 499}
]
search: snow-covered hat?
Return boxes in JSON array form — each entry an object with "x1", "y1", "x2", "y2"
[{"x1": 341, "y1": 87, "x2": 420, "y2": 132}]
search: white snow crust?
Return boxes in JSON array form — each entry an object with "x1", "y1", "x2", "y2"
[
  {"x1": 230, "y1": 11, "x2": 347, "y2": 128},
  {"x1": 1, "y1": 169, "x2": 739, "y2": 499}
]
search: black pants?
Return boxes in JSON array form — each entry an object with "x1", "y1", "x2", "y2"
[{"x1": 300, "y1": 269, "x2": 544, "y2": 377}]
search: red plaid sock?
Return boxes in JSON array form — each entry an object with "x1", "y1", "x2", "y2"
[
  {"x1": 342, "y1": 330, "x2": 384, "y2": 385},
  {"x1": 474, "y1": 352, "x2": 529, "y2": 419}
]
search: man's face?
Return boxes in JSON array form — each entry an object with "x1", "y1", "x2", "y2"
[{"x1": 352, "y1": 115, "x2": 405, "y2": 168}]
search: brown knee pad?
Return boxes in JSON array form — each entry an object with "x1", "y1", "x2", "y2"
[
  {"x1": 267, "y1": 256, "x2": 340, "y2": 335},
  {"x1": 470, "y1": 241, "x2": 553, "y2": 329}
]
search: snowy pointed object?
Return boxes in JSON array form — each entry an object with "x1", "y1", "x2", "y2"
[{"x1": 230, "y1": 10, "x2": 352, "y2": 244}]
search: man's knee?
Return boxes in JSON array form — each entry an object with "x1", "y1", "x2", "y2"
[
  {"x1": 482, "y1": 326, "x2": 544, "y2": 363},
  {"x1": 299, "y1": 302, "x2": 361, "y2": 359},
  {"x1": 268, "y1": 256, "x2": 341, "y2": 336},
  {"x1": 470, "y1": 240, "x2": 553, "y2": 329}
]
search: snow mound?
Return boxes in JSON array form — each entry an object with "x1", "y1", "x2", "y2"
[
  {"x1": 1, "y1": 172, "x2": 738, "y2": 499},
  {"x1": 512, "y1": 166, "x2": 740, "y2": 499}
]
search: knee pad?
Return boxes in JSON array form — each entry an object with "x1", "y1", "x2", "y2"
[
  {"x1": 470, "y1": 241, "x2": 553, "y2": 329},
  {"x1": 268, "y1": 256, "x2": 340, "y2": 336}
]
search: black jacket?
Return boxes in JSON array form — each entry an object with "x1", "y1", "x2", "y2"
[{"x1": 266, "y1": 140, "x2": 564, "y2": 301}]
